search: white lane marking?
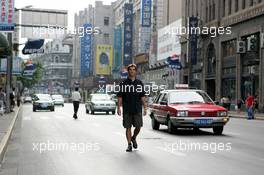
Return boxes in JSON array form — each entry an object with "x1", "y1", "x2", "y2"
[
  {"x1": 40, "y1": 116, "x2": 49, "y2": 120},
  {"x1": 92, "y1": 123, "x2": 101, "y2": 127},
  {"x1": 23, "y1": 116, "x2": 31, "y2": 121},
  {"x1": 113, "y1": 132, "x2": 126, "y2": 137},
  {"x1": 156, "y1": 146, "x2": 186, "y2": 157}
]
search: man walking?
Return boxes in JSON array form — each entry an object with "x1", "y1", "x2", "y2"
[
  {"x1": 117, "y1": 64, "x2": 147, "y2": 152},
  {"x1": 71, "y1": 87, "x2": 81, "y2": 119}
]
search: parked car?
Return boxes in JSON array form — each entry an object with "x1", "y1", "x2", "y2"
[
  {"x1": 32, "y1": 94, "x2": 55, "y2": 112},
  {"x1": 51, "y1": 95, "x2": 64, "y2": 106},
  {"x1": 149, "y1": 89, "x2": 229, "y2": 135},
  {"x1": 23, "y1": 96, "x2": 32, "y2": 103},
  {"x1": 85, "y1": 94, "x2": 116, "y2": 115}
]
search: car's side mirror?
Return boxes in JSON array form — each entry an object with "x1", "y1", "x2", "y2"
[{"x1": 160, "y1": 101, "x2": 168, "y2": 106}]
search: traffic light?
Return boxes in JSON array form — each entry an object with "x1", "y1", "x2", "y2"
[
  {"x1": 237, "y1": 41, "x2": 246, "y2": 53},
  {"x1": 247, "y1": 36, "x2": 258, "y2": 52}
]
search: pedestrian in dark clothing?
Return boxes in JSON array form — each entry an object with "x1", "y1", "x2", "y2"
[
  {"x1": 237, "y1": 99, "x2": 244, "y2": 113},
  {"x1": 254, "y1": 95, "x2": 259, "y2": 113},
  {"x1": 10, "y1": 88, "x2": 16, "y2": 112},
  {"x1": 71, "y1": 87, "x2": 81, "y2": 119},
  {"x1": 117, "y1": 64, "x2": 147, "y2": 152}
]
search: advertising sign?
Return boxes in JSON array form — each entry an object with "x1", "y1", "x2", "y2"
[
  {"x1": 80, "y1": 23, "x2": 93, "y2": 77},
  {"x1": 0, "y1": 0, "x2": 15, "y2": 31},
  {"x1": 141, "y1": 0, "x2": 152, "y2": 27},
  {"x1": 123, "y1": 3, "x2": 133, "y2": 66},
  {"x1": 96, "y1": 45, "x2": 113, "y2": 75}
]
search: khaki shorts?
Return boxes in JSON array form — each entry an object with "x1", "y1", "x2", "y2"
[{"x1": 123, "y1": 113, "x2": 143, "y2": 128}]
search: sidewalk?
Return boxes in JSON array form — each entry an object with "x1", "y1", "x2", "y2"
[
  {"x1": 229, "y1": 110, "x2": 264, "y2": 120},
  {"x1": 0, "y1": 107, "x2": 21, "y2": 165}
]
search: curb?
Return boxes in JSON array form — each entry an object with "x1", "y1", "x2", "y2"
[
  {"x1": 229, "y1": 115, "x2": 264, "y2": 120},
  {"x1": 0, "y1": 107, "x2": 21, "y2": 165}
]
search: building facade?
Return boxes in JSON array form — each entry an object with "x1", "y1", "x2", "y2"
[{"x1": 181, "y1": 0, "x2": 264, "y2": 111}]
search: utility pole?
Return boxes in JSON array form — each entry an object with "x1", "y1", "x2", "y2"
[{"x1": 6, "y1": 33, "x2": 13, "y2": 113}]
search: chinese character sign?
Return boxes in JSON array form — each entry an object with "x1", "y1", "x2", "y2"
[
  {"x1": 0, "y1": 0, "x2": 15, "y2": 31},
  {"x1": 141, "y1": 0, "x2": 152, "y2": 27},
  {"x1": 113, "y1": 27, "x2": 122, "y2": 73},
  {"x1": 80, "y1": 23, "x2": 93, "y2": 77},
  {"x1": 123, "y1": 3, "x2": 133, "y2": 66}
]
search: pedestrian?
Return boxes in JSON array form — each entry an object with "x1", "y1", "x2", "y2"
[
  {"x1": 254, "y1": 95, "x2": 259, "y2": 113},
  {"x1": 0, "y1": 87, "x2": 6, "y2": 115},
  {"x1": 246, "y1": 93, "x2": 254, "y2": 120},
  {"x1": 237, "y1": 99, "x2": 244, "y2": 113},
  {"x1": 117, "y1": 64, "x2": 147, "y2": 152},
  {"x1": 71, "y1": 87, "x2": 81, "y2": 119},
  {"x1": 10, "y1": 88, "x2": 16, "y2": 112}
]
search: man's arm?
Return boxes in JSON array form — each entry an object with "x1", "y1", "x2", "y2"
[
  {"x1": 141, "y1": 96, "x2": 147, "y2": 116},
  {"x1": 117, "y1": 97, "x2": 122, "y2": 116}
]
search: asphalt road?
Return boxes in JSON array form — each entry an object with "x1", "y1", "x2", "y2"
[{"x1": 0, "y1": 103, "x2": 263, "y2": 175}]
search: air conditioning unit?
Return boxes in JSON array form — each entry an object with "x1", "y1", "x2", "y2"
[
  {"x1": 250, "y1": 65, "x2": 257, "y2": 74},
  {"x1": 237, "y1": 41, "x2": 246, "y2": 53}
]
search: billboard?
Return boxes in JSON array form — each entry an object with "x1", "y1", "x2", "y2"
[
  {"x1": 80, "y1": 23, "x2": 93, "y2": 77},
  {"x1": 113, "y1": 26, "x2": 122, "y2": 74},
  {"x1": 0, "y1": 57, "x2": 22, "y2": 75},
  {"x1": 123, "y1": 3, "x2": 133, "y2": 66},
  {"x1": 157, "y1": 19, "x2": 181, "y2": 61},
  {"x1": 141, "y1": 0, "x2": 152, "y2": 27},
  {"x1": 0, "y1": 0, "x2": 15, "y2": 31},
  {"x1": 96, "y1": 45, "x2": 113, "y2": 75}
]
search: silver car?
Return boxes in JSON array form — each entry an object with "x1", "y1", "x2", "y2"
[
  {"x1": 85, "y1": 94, "x2": 116, "y2": 115},
  {"x1": 52, "y1": 95, "x2": 64, "y2": 107}
]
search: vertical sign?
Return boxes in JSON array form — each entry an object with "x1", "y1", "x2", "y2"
[
  {"x1": 189, "y1": 17, "x2": 198, "y2": 65},
  {"x1": 141, "y1": 0, "x2": 152, "y2": 27},
  {"x1": 113, "y1": 26, "x2": 122, "y2": 74},
  {"x1": 123, "y1": 3, "x2": 133, "y2": 66},
  {"x1": 96, "y1": 45, "x2": 113, "y2": 75},
  {"x1": 0, "y1": 0, "x2": 15, "y2": 31},
  {"x1": 80, "y1": 23, "x2": 92, "y2": 77}
]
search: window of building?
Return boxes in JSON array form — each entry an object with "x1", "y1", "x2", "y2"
[
  {"x1": 249, "y1": 0, "x2": 254, "y2": 6},
  {"x1": 222, "y1": 0, "x2": 226, "y2": 17},
  {"x1": 235, "y1": 0, "x2": 239, "y2": 12},
  {"x1": 104, "y1": 17, "x2": 109, "y2": 26},
  {"x1": 228, "y1": 0, "x2": 232, "y2": 15},
  {"x1": 242, "y1": 0, "x2": 246, "y2": 9},
  {"x1": 222, "y1": 40, "x2": 236, "y2": 58},
  {"x1": 103, "y1": 33, "x2": 110, "y2": 44}
]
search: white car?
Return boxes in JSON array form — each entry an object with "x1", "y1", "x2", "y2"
[
  {"x1": 85, "y1": 94, "x2": 116, "y2": 115},
  {"x1": 52, "y1": 95, "x2": 64, "y2": 107}
]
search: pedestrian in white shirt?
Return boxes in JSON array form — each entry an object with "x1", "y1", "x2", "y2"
[{"x1": 71, "y1": 87, "x2": 81, "y2": 119}]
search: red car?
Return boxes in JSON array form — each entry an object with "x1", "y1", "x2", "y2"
[{"x1": 149, "y1": 89, "x2": 229, "y2": 135}]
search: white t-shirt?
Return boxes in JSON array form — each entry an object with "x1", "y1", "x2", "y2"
[{"x1": 72, "y1": 91, "x2": 81, "y2": 102}]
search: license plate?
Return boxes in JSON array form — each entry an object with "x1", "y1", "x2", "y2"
[
  {"x1": 195, "y1": 119, "x2": 213, "y2": 125},
  {"x1": 41, "y1": 103, "x2": 48, "y2": 108}
]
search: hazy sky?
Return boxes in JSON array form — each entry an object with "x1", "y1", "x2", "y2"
[{"x1": 16, "y1": 0, "x2": 116, "y2": 28}]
